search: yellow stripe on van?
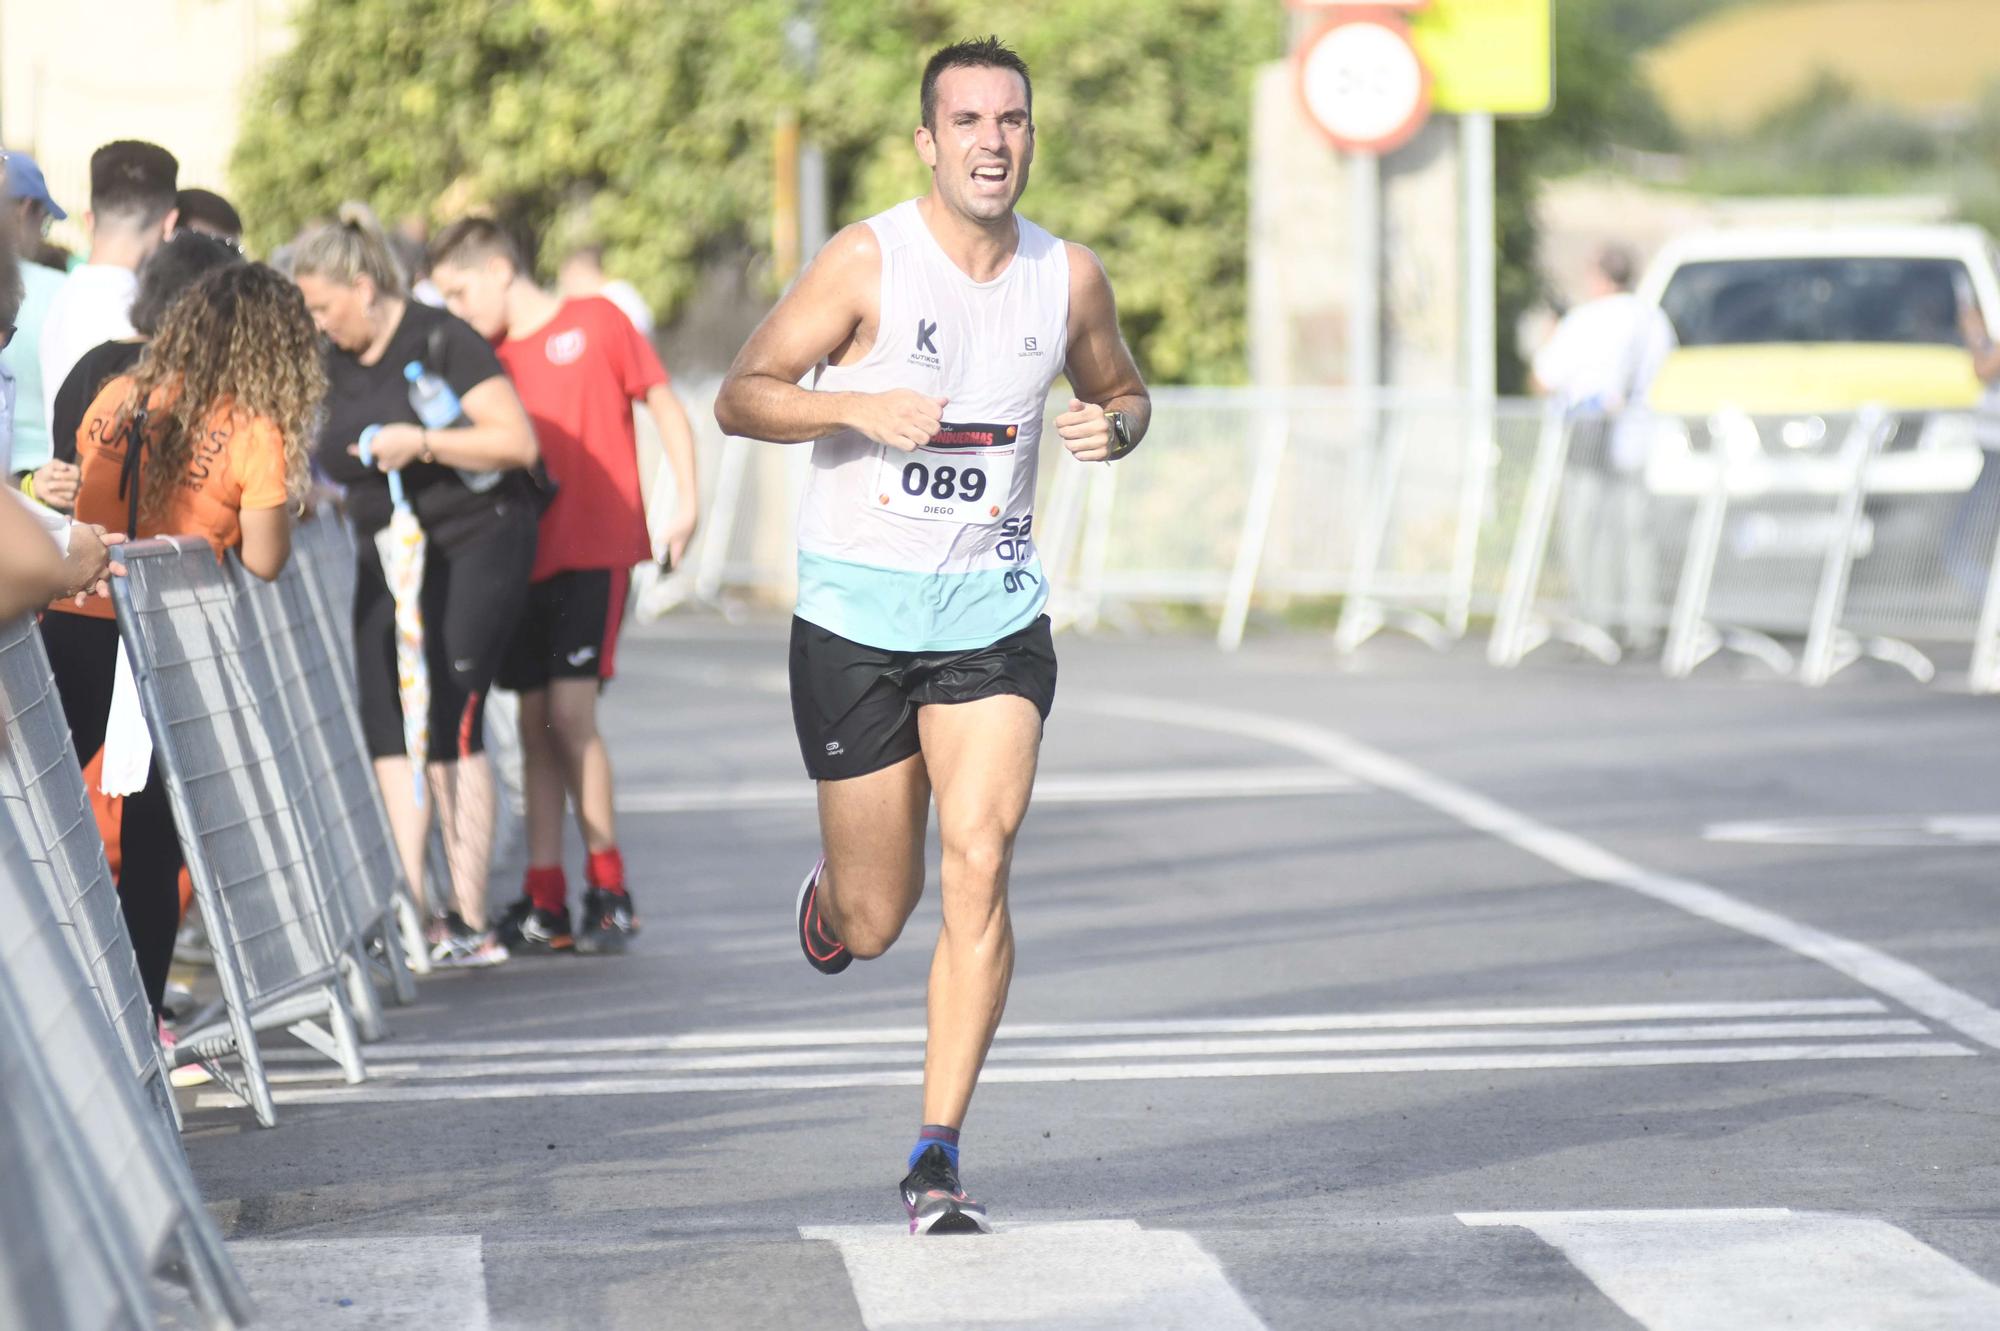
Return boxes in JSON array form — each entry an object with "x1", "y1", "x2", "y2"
[{"x1": 1645, "y1": 345, "x2": 1982, "y2": 415}]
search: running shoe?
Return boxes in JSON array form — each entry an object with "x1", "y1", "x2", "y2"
[
  {"x1": 795, "y1": 857, "x2": 850, "y2": 975},
  {"x1": 429, "y1": 913, "x2": 510, "y2": 968},
  {"x1": 576, "y1": 887, "x2": 637, "y2": 955},
  {"x1": 899, "y1": 1144, "x2": 990, "y2": 1235},
  {"x1": 494, "y1": 896, "x2": 575, "y2": 954}
]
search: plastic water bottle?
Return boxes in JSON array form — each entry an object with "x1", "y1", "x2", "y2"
[{"x1": 404, "y1": 361, "x2": 501, "y2": 493}]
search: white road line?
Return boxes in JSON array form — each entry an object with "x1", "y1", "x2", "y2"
[
  {"x1": 1459, "y1": 1209, "x2": 2000, "y2": 1330},
  {"x1": 256, "y1": 1020, "x2": 1933, "y2": 1084},
  {"x1": 1077, "y1": 692, "x2": 2000, "y2": 1052},
  {"x1": 800, "y1": 1219, "x2": 1267, "y2": 1331},
  {"x1": 255, "y1": 999, "x2": 1889, "y2": 1062},
  {"x1": 220, "y1": 1236, "x2": 488, "y2": 1331},
  {"x1": 618, "y1": 766, "x2": 1358, "y2": 812},
  {"x1": 1705, "y1": 815, "x2": 2000, "y2": 848},
  {"x1": 199, "y1": 1040, "x2": 1969, "y2": 1108}
]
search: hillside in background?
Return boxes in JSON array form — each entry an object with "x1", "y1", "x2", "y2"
[{"x1": 1645, "y1": 0, "x2": 2000, "y2": 134}]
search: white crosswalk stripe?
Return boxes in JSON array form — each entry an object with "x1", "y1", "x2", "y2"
[
  {"x1": 1461, "y1": 1209, "x2": 2000, "y2": 1330},
  {"x1": 802, "y1": 1220, "x2": 1268, "y2": 1331},
  {"x1": 201, "y1": 998, "x2": 1970, "y2": 1109}
]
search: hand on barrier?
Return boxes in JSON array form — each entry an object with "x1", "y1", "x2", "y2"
[
  {"x1": 61, "y1": 525, "x2": 126, "y2": 604},
  {"x1": 851, "y1": 389, "x2": 947, "y2": 454},
  {"x1": 30, "y1": 458, "x2": 81, "y2": 510},
  {"x1": 1055, "y1": 397, "x2": 1115, "y2": 462}
]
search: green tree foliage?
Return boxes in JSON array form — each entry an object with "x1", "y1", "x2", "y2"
[{"x1": 236, "y1": 0, "x2": 1282, "y2": 383}]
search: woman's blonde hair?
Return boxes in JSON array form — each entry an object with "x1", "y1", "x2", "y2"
[
  {"x1": 287, "y1": 201, "x2": 407, "y2": 299},
  {"x1": 118, "y1": 263, "x2": 327, "y2": 518}
]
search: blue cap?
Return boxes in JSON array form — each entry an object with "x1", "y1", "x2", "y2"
[{"x1": 3, "y1": 152, "x2": 67, "y2": 221}]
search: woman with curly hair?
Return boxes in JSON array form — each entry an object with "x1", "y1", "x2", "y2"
[{"x1": 41, "y1": 261, "x2": 324, "y2": 1015}]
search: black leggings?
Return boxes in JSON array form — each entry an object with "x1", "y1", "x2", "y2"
[
  {"x1": 38, "y1": 612, "x2": 182, "y2": 1017},
  {"x1": 354, "y1": 509, "x2": 536, "y2": 762}
]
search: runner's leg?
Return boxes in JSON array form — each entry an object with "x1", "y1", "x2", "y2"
[
  {"x1": 815, "y1": 752, "x2": 931, "y2": 959},
  {"x1": 373, "y1": 756, "x2": 434, "y2": 917},
  {"x1": 913, "y1": 694, "x2": 1041, "y2": 1127}
]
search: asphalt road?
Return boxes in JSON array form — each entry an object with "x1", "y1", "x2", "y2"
[{"x1": 176, "y1": 621, "x2": 2000, "y2": 1330}]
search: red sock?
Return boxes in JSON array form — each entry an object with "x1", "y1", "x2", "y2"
[
  {"x1": 524, "y1": 865, "x2": 568, "y2": 915},
  {"x1": 586, "y1": 847, "x2": 626, "y2": 895}
]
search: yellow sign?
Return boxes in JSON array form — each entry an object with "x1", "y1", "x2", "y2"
[{"x1": 1409, "y1": 0, "x2": 1553, "y2": 117}]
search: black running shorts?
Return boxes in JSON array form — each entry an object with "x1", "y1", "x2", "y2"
[
  {"x1": 497, "y1": 568, "x2": 630, "y2": 691},
  {"x1": 788, "y1": 615, "x2": 1057, "y2": 782}
]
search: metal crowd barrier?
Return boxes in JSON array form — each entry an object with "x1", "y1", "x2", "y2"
[
  {"x1": 1488, "y1": 404, "x2": 1993, "y2": 687},
  {"x1": 0, "y1": 806, "x2": 249, "y2": 1329},
  {"x1": 239, "y1": 549, "x2": 419, "y2": 1022},
  {"x1": 0, "y1": 615, "x2": 178, "y2": 1132},
  {"x1": 111, "y1": 537, "x2": 368, "y2": 1127}
]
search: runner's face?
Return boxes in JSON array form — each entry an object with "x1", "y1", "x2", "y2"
[
  {"x1": 919, "y1": 66, "x2": 1033, "y2": 224},
  {"x1": 294, "y1": 273, "x2": 375, "y2": 353},
  {"x1": 431, "y1": 256, "x2": 511, "y2": 340}
]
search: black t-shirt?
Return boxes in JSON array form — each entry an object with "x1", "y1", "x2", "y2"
[
  {"x1": 317, "y1": 301, "x2": 529, "y2": 541},
  {"x1": 53, "y1": 339, "x2": 147, "y2": 465}
]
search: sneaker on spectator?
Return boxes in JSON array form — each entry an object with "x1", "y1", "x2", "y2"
[
  {"x1": 158, "y1": 1019, "x2": 213, "y2": 1089},
  {"x1": 429, "y1": 912, "x2": 510, "y2": 969}
]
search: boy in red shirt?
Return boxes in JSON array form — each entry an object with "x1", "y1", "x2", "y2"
[{"x1": 429, "y1": 219, "x2": 699, "y2": 953}]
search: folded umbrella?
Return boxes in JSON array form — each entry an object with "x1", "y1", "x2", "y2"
[{"x1": 358, "y1": 426, "x2": 428, "y2": 808}]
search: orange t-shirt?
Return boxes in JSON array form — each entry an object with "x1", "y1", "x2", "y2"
[{"x1": 52, "y1": 375, "x2": 291, "y2": 619}]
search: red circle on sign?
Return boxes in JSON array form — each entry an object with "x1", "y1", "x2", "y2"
[{"x1": 1294, "y1": 14, "x2": 1433, "y2": 155}]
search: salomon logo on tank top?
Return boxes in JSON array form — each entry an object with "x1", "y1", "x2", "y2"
[{"x1": 796, "y1": 200, "x2": 1070, "y2": 652}]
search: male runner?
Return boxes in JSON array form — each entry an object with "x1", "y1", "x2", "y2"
[
  {"x1": 429, "y1": 218, "x2": 701, "y2": 954},
  {"x1": 714, "y1": 35, "x2": 1148, "y2": 1234}
]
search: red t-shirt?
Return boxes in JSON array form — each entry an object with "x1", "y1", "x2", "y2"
[{"x1": 497, "y1": 296, "x2": 669, "y2": 580}]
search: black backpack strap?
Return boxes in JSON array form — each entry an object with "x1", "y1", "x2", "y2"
[{"x1": 117, "y1": 407, "x2": 149, "y2": 537}]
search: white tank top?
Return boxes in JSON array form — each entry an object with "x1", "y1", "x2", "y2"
[{"x1": 796, "y1": 199, "x2": 1070, "y2": 652}]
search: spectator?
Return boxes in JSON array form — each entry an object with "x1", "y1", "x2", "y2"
[
  {"x1": 174, "y1": 188, "x2": 243, "y2": 247},
  {"x1": 0, "y1": 496, "x2": 80, "y2": 618},
  {"x1": 291, "y1": 203, "x2": 540, "y2": 967},
  {"x1": 40, "y1": 263, "x2": 322, "y2": 1017},
  {"x1": 50, "y1": 229, "x2": 242, "y2": 468},
  {"x1": 3, "y1": 152, "x2": 72, "y2": 500},
  {"x1": 1531, "y1": 245, "x2": 1677, "y2": 646},
  {"x1": 39, "y1": 141, "x2": 179, "y2": 443},
  {"x1": 0, "y1": 183, "x2": 121, "y2": 606},
  {"x1": 431, "y1": 216, "x2": 699, "y2": 955},
  {"x1": 557, "y1": 244, "x2": 653, "y2": 339}
]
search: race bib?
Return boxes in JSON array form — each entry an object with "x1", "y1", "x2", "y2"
[{"x1": 873, "y1": 422, "x2": 1018, "y2": 525}]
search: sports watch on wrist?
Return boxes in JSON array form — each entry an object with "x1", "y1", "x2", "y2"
[{"x1": 1107, "y1": 410, "x2": 1135, "y2": 460}]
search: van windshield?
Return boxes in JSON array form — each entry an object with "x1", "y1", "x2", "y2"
[{"x1": 1659, "y1": 257, "x2": 1973, "y2": 347}]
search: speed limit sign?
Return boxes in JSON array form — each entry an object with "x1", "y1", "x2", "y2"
[{"x1": 1295, "y1": 15, "x2": 1433, "y2": 154}]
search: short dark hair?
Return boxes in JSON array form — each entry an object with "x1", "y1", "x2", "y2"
[
  {"x1": 175, "y1": 188, "x2": 242, "y2": 240},
  {"x1": 921, "y1": 36, "x2": 1032, "y2": 131},
  {"x1": 90, "y1": 140, "x2": 179, "y2": 228},
  {"x1": 1598, "y1": 245, "x2": 1638, "y2": 292},
  {"x1": 130, "y1": 230, "x2": 243, "y2": 336},
  {"x1": 430, "y1": 216, "x2": 526, "y2": 276}
]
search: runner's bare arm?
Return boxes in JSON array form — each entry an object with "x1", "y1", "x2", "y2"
[
  {"x1": 643, "y1": 383, "x2": 701, "y2": 567},
  {"x1": 715, "y1": 225, "x2": 946, "y2": 453},
  {"x1": 1056, "y1": 243, "x2": 1150, "y2": 463}
]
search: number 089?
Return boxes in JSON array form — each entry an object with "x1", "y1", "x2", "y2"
[{"x1": 901, "y1": 460, "x2": 987, "y2": 503}]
